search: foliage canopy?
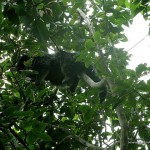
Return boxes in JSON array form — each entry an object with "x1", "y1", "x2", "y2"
[{"x1": 1, "y1": 0, "x2": 150, "y2": 149}]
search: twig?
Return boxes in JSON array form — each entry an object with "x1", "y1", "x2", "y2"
[
  {"x1": 50, "y1": 125, "x2": 105, "y2": 150},
  {"x1": 0, "y1": 127, "x2": 16, "y2": 149},
  {"x1": 77, "y1": 8, "x2": 108, "y2": 74},
  {"x1": 9, "y1": 128, "x2": 30, "y2": 150}
]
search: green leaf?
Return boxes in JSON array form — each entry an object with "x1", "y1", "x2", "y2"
[
  {"x1": 60, "y1": 106, "x2": 73, "y2": 118},
  {"x1": 22, "y1": 15, "x2": 33, "y2": 28},
  {"x1": 48, "y1": 2, "x2": 62, "y2": 21},
  {"x1": 134, "y1": 6, "x2": 145, "y2": 15},
  {"x1": 138, "y1": 124, "x2": 150, "y2": 140},
  {"x1": 84, "y1": 39, "x2": 94, "y2": 50},
  {"x1": 83, "y1": 109, "x2": 94, "y2": 124},
  {"x1": 32, "y1": 121, "x2": 46, "y2": 132},
  {"x1": 78, "y1": 105, "x2": 94, "y2": 124},
  {"x1": 32, "y1": 19, "x2": 49, "y2": 44},
  {"x1": 4, "y1": 106, "x2": 18, "y2": 116},
  {"x1": 1, "y1": 58, "x2": 11, "y2": 72},
  {"x1": 118, "y1": 0, "x2": 125, "y2": 6},
  {"x1": 0, "y1": 3, "x2": 2, "y2": 24},
  {"x1": 3, "y1": 5, "x2": 19, "y2": 25},
  {"x1": 94, "y1": 31, "x2": 101, "y2": 43},
  {"x1": 27, "y1": 131, "x2": 38, "y2": 144},
  {"x1": 136, "y1": 64, "x2": 147, "y2": 76},
  {"x1": 14, "y1": 110, "x2": 34, "y2": 117},
  {"x1": 39, "y1": 133, "x2": 52, "y2": 141},
  {"x1": 21, "y1": 121, "x2": 32, "y2": 132},
  {"x1": 78, "y1": 105, "x2": 91, "y2": 113}
]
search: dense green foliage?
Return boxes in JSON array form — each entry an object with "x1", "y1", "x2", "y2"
[{"x1": 1, "y1": 0, "x2": 150, "y2": 149}]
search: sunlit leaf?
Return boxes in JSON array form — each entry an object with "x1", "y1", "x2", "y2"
[{"x1": 84, "y1": 39, "x2": 94, "y2": 50}]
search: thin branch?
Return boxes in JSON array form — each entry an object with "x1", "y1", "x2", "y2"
[
  {"x1": 77, "y1": 8, "x2": 103, "y2": 59},
  {"x1": 116, "y1": 106, "x2": 128, "y2": 150},
  {"x1": 77, "y1": 8, "x2": 95, "y2": 39},
  {"x1": 51, "y1": 125, "x2": 105, "y2": 150},
  {"x1": 0, "y1": 127, "x2": 16, "y2": 149},
  {"x1": 55, "y1": 135, "x2": 73, "y2": 149},
  {"x1": 72, "y1": 135, "x2": 104, "y2": 150},
  {"x1": 9, "y1": 128, "x2": 30, "y2": 150}
]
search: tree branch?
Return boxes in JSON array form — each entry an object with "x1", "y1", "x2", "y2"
[
  {"x1": 77, "y1": 8, "x2": 104, "y2": 60},
  {"x1": 116, "y1": 106, "x2": 128, "y2": 150},
  {"x1": 77, "y1": 8, "x2": 95, "y2": 39},
  {"x1": 108, "y1": 79, "x2": 128, "y2": 150},
  {"x1": 51, "y1": 125, "x2": 105, "y2": 150},
  {"x1": 9, "y1": 128, "x2": 30, "y2": 150},
  {"x1": 77, "y1": 8, "x2": 129, "y2": 150}
]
